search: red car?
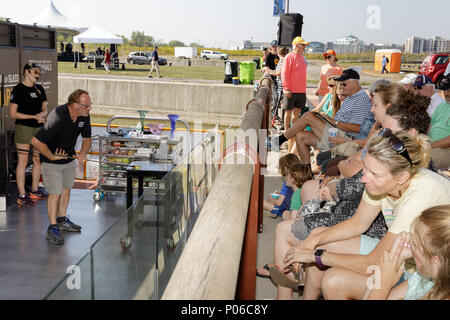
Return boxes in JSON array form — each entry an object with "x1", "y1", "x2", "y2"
[{"x1": 419, "y1": 52, "x2": 449, "y2": 84}]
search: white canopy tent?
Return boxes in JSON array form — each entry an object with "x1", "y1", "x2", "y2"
[
  {"x1": 29, "y1": 0, "x2": 87, "y2": 33},
  {"x1": 73, "y1": 26, "x2": 124, "y2": 69}
]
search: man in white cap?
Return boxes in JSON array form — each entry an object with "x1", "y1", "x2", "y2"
[
  {"x1": 412, "y1": 74, "x2": 444, "y2": 117},
  {"x1": 398, "y1": 73, "x2": 417, "y2": 91}
]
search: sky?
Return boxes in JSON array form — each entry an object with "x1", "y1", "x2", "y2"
[{"x1": 2, "y1": 0, "x2": 450, "y2": 49}]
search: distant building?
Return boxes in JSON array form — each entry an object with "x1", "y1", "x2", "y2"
[
  {"x1": 243, "y1": 40, "x2": 272, "y2": 50},
  {"x1": 405, "y1": 36, "x2": 450, "y2": 53},
  {"x1": 306, "y1": 42, "x2": 325, "y2": 53},
  {"x1": 332, "y1": 35, "x2": 365, "y2": 54}
]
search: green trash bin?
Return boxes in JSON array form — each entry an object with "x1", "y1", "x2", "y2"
[{"x1": 239, "y1": 61, "x2": 256, "y2": 84}]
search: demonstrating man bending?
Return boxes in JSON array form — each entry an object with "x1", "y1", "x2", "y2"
[
  {"x1": 270, "y1": 69, "x2": 372, "y2": 165},
  {"x1": 32, "y1": 89, "x2": 92, "y2": 245}
]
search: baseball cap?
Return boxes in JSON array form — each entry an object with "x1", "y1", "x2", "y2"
[
  {"x1": 322, "y1": 49, "x2": 337, "y2": 58},
  {"x1": 292, "y1": 36, "x2": 310, "y2": 46},
  {"x1": 398, "y1": 73, "x2": 417, "y2": 85},
  {"x1": 437, "y1": 73, "x2": 450, "y2": 90},
  {"x1": 271, "y1": 40, "x2": 278, "y2": 46},
  {"x1": 334, "y1": 68, "x2": 360, "y2": 81},
  {"x1": 23, "y1": 62, "x2": 40, "y2": 73},
  {"x1": 412, "y1": 74, "x2": 433, "y2": 87}
]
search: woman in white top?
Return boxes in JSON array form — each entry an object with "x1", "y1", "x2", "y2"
[{"x1": 281, "y1": 130, "x2": 450, "y2": 300}]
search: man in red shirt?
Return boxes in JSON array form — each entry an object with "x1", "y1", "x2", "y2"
[
  {"x1": 282, "y1": 36, "x2": 310, "y2": 130},
  {"x1": 103, "y1": 49, "x2": 111, "y2": 74}
]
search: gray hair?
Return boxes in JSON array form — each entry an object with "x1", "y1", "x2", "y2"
[{"x1": 368, "y1": 79, "x2": 391, "y2": 94}]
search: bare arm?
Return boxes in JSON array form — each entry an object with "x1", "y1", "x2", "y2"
[
  {"x1": 431, "y1": 135, "x2": 450, "y2": 148},
  {"x1": 31, "y1": 136, "x2": 68, "y2": 161}
]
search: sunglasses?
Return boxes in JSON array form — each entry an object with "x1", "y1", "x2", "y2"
[
  {"x1": 414, "y1": 86, "x2": 423, "y2": 90},
  {"x1": 328, "y1": 84, "x2": 335, "y2": 88},
  {"x1": 380, "y1": 128, "x2": 413, "y2": 167},
  {"x1": 325, "y1": 56, "x2": 332, "y2": 59}
]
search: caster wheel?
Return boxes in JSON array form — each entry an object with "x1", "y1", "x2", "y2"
[
  {"x1": 166, "y1": 238, "x2": 176, "y2": 251},
  {"x1": 120, "y1": 237, "x2": 132, "y2": 250},
  {"x1": 93, "y1": 192, "x2": 101, "y2": 202}
]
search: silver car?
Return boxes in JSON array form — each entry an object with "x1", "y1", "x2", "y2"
[
  {"x1": 127, "y1": 51, "x2": 167, "y2": 65},
  {"x1": 200, "y1": 50, "x2": 228, "y2": 60}
]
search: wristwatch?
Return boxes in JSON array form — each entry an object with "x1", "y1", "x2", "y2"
[{"x1": 314, "y1": 249, "x2": 327, "y2": 268}]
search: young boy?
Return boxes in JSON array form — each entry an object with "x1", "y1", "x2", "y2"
[{"x1": 264, "y1": 154, "x2": 301, "y2": 218}]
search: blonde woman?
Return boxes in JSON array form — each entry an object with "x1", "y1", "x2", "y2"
[{"x1": 278, "y1": 131, "x2": 450, "y2": 300}]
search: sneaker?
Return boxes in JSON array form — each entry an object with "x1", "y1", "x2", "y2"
[
  {"x1": 57, "y1": 216, "x2": 82, "y2": 232},
  {"x1": 147, "y1": 75, "x2": 152, "y2": 78},
  {"x1": 17, "y1": 193, "x2": 36, "y2": 207},
  {"x1": 29, "y1": 189, "x2": 49, "y2": 201},
  {"x1": 46, "y1": 225, "x2": 64, "y2": 245}
]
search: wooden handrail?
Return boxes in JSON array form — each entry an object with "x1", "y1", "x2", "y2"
[{"x1": 162, "y1": 75, "x2": 272, "y2": 299}]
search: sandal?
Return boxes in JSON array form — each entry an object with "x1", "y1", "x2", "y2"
[
  {"x1": 256, "y1": 264, "x2": 271, "y2": 279},
  {"x1": 269, "y1": 265, "x2": 302, "y2": 292}
]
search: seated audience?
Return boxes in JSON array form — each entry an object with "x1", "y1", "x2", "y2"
[
  {"x1": 282, "y1": 130, "x2": 450, "y2": 300},
  {"x1": 366, "y1": 205, "x2": 450, "y2": 300},
  {"x1": 311, "y1": 75, "x2": 341, "y2": 118},
  {"x1": 270, "y1": 69, "x2": 372, "y2": 166},
  {"x1": 282, "y1": 163, "x2": 313, "y2": 220}
]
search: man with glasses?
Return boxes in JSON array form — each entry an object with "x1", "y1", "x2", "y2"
[
  {"x1": 32, "y1": 89, "x2": 92, "y2": 245},
  {"x1": 412, "y1": 74, "x2": 444, "y2": 117},
  {"x1": 270, "y1": 69, "x2": 372, "y2": 167}
]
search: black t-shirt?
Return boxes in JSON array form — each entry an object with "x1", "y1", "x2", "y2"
[
  {"x1": 263, "y1": 52, "x2": 279, "y2": 80},
  {"x1": 152, "y1": 50, "x2": 159, "y2": 61},
  {"x1": 34, "y1": 104, "x2": 92, "y2": 164},
  {"x1": 10, "y1": 82, "x2": 47, "y2": 127}
]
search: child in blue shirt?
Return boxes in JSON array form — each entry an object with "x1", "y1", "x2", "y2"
[{"x1": 264, "y1": 153, "x2": 301, "y2": 218}]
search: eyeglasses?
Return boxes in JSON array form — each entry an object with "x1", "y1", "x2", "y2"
[
  {"x1": 328, "y1": 84, "x2": 335, "y2": 88},
  {"x1": 380, "y1": 128, "x2": 413, "y2": 167},
  {"x1": 77, "y1": 102, "x2": 92, "y2": 108},
  {"x1": 414, "y1": 86, "x2": 423, "y2": 90},
  {"x1": 325, "y1": 56, "x2": 332, "y2": 59}
]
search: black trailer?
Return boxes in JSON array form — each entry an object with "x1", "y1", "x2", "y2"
[{"x1": 0, "y1": 21, "x2": 58, "y2": 210}]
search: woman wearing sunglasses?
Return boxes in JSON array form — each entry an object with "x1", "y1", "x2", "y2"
[
  {"x1": 315, "y1": 50, "x2": 343, "y2": 105},
  {"x1": 279, "y1": 129, "x2": 450, "y2": 300},
  {"x1": 9, "y1": 63, "x2": 48, "y2": 207}
]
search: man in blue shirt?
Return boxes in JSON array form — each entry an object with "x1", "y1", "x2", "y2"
[
  {"x1": 147, "y1": 46, "x2": 161, "y2": 78},
  {"x1": 381, "y1": 55, "x2": 389, "y2": 74}
]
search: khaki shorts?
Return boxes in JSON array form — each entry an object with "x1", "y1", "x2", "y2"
[
  {"x1": 14, "y1": 124, "x2": 41, "y2": 145},
  {"x1": 41, "y1": 161, "x2": 76, "y2": 195},
  {"x1": 431, "y1": 147, "x2": 450, "y2": 169},
  {"x1": 316, "y1": 123, "x2": 350, "y2": 152}
]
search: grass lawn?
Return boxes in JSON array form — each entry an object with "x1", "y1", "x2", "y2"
[{"x1": 58, "y1": 61, "x2": 225, "y2": 80}]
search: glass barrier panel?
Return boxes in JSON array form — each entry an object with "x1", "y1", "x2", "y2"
[
  {"x1": 43, "y1": 252, "x2": 91, "y2": 300},
  {"x1": 90, "y1": 194, "x2": 158, "y2": 300}
]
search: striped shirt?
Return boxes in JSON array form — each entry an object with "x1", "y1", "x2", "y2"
[
  {"x1": 276, "y1": 57, "x2": 284, "y2": 95},
  {"x1": 334, "y1": 88, "x2": 372, "y2": 126}
]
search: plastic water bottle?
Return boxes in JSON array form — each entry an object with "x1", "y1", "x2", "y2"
[{"x1": 328, "y1": 127, "x2": 339, "y2": 148}]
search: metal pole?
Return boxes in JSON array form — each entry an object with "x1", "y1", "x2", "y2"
[{"x1": 286, "y1": 0, "x2": 289, "y2": 13}]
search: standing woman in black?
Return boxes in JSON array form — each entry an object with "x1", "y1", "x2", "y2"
[{"x1": 9, "y1": 63, "x2": 48, "y2": 206}]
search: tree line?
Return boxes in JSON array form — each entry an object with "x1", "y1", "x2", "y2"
[{"x1": 116, "y1": 31, "x2": 202, "y2": 48}]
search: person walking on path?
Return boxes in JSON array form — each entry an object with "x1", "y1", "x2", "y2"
[
  {"x1": 32, "y1": 89, "x2": 92, "y2": 245},
  {"x1": 103, "y1": 49, "x2": 111, "y2": 74},
  {"x1": 381, "y1": 55, "x2": 389, "y2": 74},
  {"x1": 148, "y1": 46, "x2": 161, "y2": 78},
  {"x1": 9, "y1": 63, "x2": 48, "y2": 207}
]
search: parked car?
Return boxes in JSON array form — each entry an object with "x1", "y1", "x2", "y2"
[
  {"x1": 419, "y1": 52, "x2": 449, "y2": 84},
  {"x1": 127, "y1": 51, "x2": 167, "y2": 65},
  {"x1": 200, "y1": 50, "x2": 228, "y2": 60}
]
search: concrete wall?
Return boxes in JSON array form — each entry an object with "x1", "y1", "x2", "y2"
[{"x1": 58, "y1": 76, "x2": 255, "y2": 126}]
